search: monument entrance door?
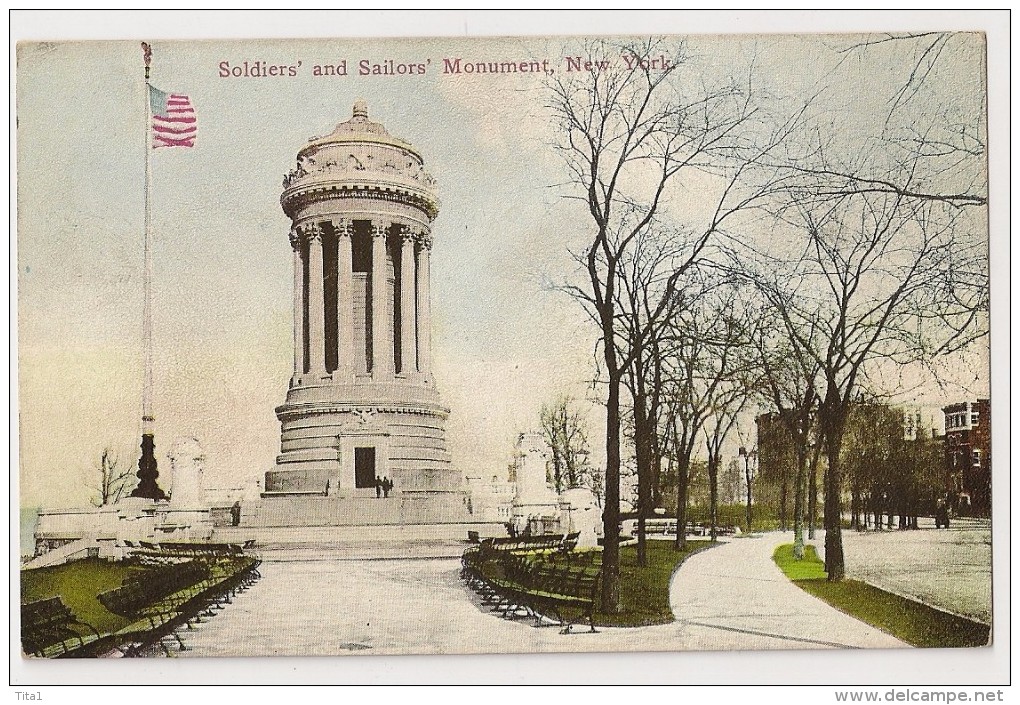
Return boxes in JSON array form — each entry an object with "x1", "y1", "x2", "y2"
[{"x1": 355, "y1": 447, "x2": 376, "y2": 489}]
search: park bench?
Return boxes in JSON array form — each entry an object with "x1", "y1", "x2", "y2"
[
  {"x1": 97, "y1": 555, "x2": 261, "y2": 656},
  {"x1": 21, "y1": 597, "x2": 102, "y2": 658},
  {"x1": 99, "y1": 560, "x2": 213, "y2": 631},
  {"x1": 462, "y1": 542, "x2": 602, "y2": 634},
  {"x1": 494, "y1": 557, "x2": 601, "y2": 633},
  {"x1": 561, "y1": 532, "x2": 581, "y2": 551}
]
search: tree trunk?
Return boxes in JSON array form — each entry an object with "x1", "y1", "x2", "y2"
[
  {"x1": 808, "y1": 442, "x2": 821, "y2": 540},
  {"x1": 744, "y1": 461, "x2": 753, "y2": 534},
  {"x1": 633, "y1": 386, "x2": 650, "y2": 566},
  {"x1": 674, "y1": 453, "x2": 690, "y2": 553},
  {"x1": 792, "y1": 448, "x2": 807, "y2": 559},
  {"x1": 708, "y1": 455, "x2": 719, "y2": 543},
  {"x1": 779, "y1": 473, "x2": 789, "y2": 532},
  {"x1": 651, "y1": 448, "x2": 663, "y2": 512},
  {"x1": 602, "y1": 372, "x2": 622, "y2": 613},
  {"x1": 823, "y1": 427, "x2": 845, "y2": 581}
]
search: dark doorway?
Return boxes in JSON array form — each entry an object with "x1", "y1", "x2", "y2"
[{"x1": 355, "y1": 447, "x2": 376, "y2": 489}]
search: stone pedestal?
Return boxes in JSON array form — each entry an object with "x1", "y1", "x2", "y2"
[{"x1": 510, "y1": 432, "x2": 560, "y2": 535}]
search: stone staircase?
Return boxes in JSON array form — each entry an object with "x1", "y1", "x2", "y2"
[
  {"x1": 212, "y1": 521, "x2": 507, "y2": 560},
  {"x1": 23, "y1": 538, "x2": 98, "y2": 570}
]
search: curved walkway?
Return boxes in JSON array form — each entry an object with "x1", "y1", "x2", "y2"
[
  {"x1": 670, "y1": 533, "x2": 906, "y2": 650},
  {"x1": 165, "y1": 533, "x2": 905, "y2": 657}
]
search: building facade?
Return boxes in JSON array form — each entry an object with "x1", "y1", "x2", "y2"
[
  {"x1": 943, "y1": 399, "x2": 991, "y2": 516},
  {"x1": 258, "y1": 100, "x2": 465, "y2": 524}
]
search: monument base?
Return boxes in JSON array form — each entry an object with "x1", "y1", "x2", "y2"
[
  {"x1": 245, "y1": 492, "x2": 471, "y2": 527},
  {"x1": 211, "y1": 520, "x2": 508, "y2": 559}
]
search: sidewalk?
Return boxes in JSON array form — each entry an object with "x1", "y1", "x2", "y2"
[
  {"x1": 169, "y1": 531, "x2": 907, "y2": 657},
  {"x1": 670, "y1": 532, "x2": 907, "y2": 650}
]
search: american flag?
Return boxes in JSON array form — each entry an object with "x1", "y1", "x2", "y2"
[{"x1": 149, "y1": 85, "x2": 196, "y2": 148}]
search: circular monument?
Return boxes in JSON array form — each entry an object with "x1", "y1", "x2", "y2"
[{"x1": 261, "y1": 100, "x2": 463, "y2": 524}]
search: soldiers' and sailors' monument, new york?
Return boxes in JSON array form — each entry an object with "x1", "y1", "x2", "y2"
[{"x1": 255, "y1": 99, "x2": 467, "y2": 528}]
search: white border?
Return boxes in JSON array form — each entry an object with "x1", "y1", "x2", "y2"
[{"x1": 7, "y1": 9, "x2": 1011, "y2": 690}]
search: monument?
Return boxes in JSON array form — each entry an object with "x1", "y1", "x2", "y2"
[
  {"x1": 510, "y1": 432, "x2": 561, "y2": 535},
  {"x1": 252, "y1": 100, "x2": 466, "y2": 526}
]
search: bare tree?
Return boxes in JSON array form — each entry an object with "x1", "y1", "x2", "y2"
[
  {"x1": 548, "y1": 37, "x2": 768, "y2": 610},
  {"x1": 88, "y1": 447, "x2": 135, "y2": 507},
  {"x1": 748, "y1": 307, "x2": 823, "y2": 559},
  {"x1": 660, "y1": 276, "x2": 750, "y2": 550},
  {"x1": 753, "y1": 186, "x2": 986, "y2": 579},
  {"x1": 703, "y1": 383, "x2": 749, "y2": 543},
  {"x1": 540, "y1": 396, "x2": 593, "y2": 493},
  {"x1": 804, "y1": 32, "x2": 988, "y2": 209}
]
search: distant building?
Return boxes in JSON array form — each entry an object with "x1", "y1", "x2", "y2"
[{"x1": 942, "y1": 399, "x2": 991, "y2": 516}]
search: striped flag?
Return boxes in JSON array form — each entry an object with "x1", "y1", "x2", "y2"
[{"x1": 149, "y1": 85, "x2": 196, "y2": 148}]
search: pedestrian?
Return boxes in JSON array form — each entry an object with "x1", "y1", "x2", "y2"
[
  {"x1": 375, "y1": 476, "x2": 382, "y2": 498},
  {"x1": 382, "y1": 476, "x2": 391, "y2": 498}
]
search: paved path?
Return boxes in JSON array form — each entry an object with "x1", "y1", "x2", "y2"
[
  {"x1": 167, "y1": 534, "x2": 905, "y2": 657},
  {"x1": 670, "y1": 533, "x2": 906, "y2": 650}
]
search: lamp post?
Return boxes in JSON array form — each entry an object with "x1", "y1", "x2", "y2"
[{"x1": 738, "y1": 446, "x2": 757, "y2": 533}]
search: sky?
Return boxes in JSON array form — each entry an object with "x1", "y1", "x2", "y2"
[{"x1": 15, "y1": 24, "x2": 996, "y2": 509}]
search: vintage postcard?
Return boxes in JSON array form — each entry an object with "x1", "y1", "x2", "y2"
[{"x1": 14, "y1": 18, "x2": 1002, "y2": 681}]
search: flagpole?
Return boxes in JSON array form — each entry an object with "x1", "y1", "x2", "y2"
[
  {"x1": 131, "y1": 41, "x2": 166, "y2": 501},
  {"x1": 143, "y1": 45, "x2": 153, "y2": 437}
]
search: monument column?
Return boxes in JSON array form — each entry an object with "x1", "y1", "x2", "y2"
[
  {"x1": 306, "y1": 222, "x2": 327, "y2": 377},
  {"x1": 334, "y1": 218, "x2": 355, "y2": 380},
  {"x1": 399, "y1": 228, "x2": 418, "y2": 376},
  {"x1": 371, "y1": 220, "x2": 393, "y2": 377},
  {"x1": 290, "y1": 229, "x2": 305, "y2": 377},
  {"x1": 416, "y1": 232, "x2": 432, "y2": 380}
]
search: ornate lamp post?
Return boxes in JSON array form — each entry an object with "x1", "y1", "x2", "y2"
[{"x1": 738, "y1": 446, "x2": 757, "y2": 533}]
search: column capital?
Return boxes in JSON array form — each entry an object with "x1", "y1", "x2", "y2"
[
  {"x1": 331, "y1": 218, "x2": 354, "y2": 238},
  {"x1": 400, "y1": 227, "x2": 418, "y2": 245},
  {"x1": 289, "y1": 228, "x2": 303, "y2": 250},
  {"x1": 417, "y1": 231, "x2": 433, "y2": 250},
  {"x1": 301, "y1": 221, "x2": 324, "y2": 242},
  {"x1": 370, "y1": 220, "x2": 389, "y2": 238}
]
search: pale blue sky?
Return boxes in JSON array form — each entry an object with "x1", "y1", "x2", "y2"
[{"x1": 17, "y1": 32, "x2": 992, "y2": 508}]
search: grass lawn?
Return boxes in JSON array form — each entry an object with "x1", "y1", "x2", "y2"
[
  {"x1": 21, "y1": 558, "x2": 146, "y2": 634},
  {"x1": 595, "y1": 539, "x2": 711, "y2": 627},
  {"x1": 773, "y1": 544, "x2": 990, "y2": 648}
]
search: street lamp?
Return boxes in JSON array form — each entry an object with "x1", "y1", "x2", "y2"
[{"x1": 738, "y1": 446, "x2": 757, "y2": 533}]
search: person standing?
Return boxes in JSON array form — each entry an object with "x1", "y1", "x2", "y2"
[{"x1": 375, "y1": 476, "x2": 382, "y2": 498}]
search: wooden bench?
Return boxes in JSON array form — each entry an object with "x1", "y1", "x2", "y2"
[
  {"x1": 99, "y1": 561, "x2": 212, "y2": 631},
  {"x1": 21, "y1": 597, "x2": 101, "y2": 657},
  {"x1": 462, "y1": 545, "x2": 602, "y2": 634}
]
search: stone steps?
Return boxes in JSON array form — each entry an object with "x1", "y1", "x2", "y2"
[{"x1": 211, "y1": 521, "x2": 507, "y2": 558}]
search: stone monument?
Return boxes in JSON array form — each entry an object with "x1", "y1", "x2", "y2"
[
  {"x1": 255, "y1": 100, "x2": 465, "y2": 525},
  {"x1": 510, "y1": 432, "x2": 560, "y2": 535}
]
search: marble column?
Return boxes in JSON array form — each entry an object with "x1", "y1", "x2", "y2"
[
  {"x1": 306, "y1": 222, "x2": 327, "y2": 376},
  {"x1": 334, "y1": 218, "x2": 355, "y2": 380},
  {"x1": 290, "y1": 228, "x2": 305, "y2": 377},
  {"x1": 416, "y1": 233, "x2": 432, "y2": 379},
  {"x1": 371, "y1": 220, "x2": 393, "y2": 377},
  {"x1": 399, "y1": 228, "x2": 418, "y2": 375}
]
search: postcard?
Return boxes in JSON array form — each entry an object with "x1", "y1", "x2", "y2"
[{"x1": 15, "y1": 22, "x2": 1001, "y2": 679}]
